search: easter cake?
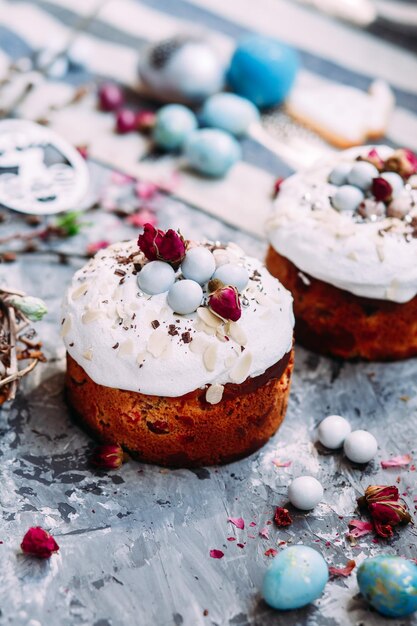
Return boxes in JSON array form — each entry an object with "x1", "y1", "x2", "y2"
[
  {"x1": 266, "y1": 145, "x2": 417, "y2": 360},
  {"x1": 62, "y1": 225, "x2": 294, "y2": 467}
]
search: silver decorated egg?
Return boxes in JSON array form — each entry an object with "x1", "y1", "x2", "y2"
[{"x1": 137, "y1": 261, "x2": 176, "y2": 295}]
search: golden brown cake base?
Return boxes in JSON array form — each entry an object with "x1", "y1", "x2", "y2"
[
  {"x1": 266, "y1": 246, "x2": 417, "y2": 361},
  {"x1": 66, "y1": 350, "x2": 294, "y2": 467}
]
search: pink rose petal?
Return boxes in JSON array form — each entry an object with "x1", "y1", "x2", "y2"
[
  {"x1": 347, "y1": 519, "x2": 374, "y2": 538},
  {"x1": 265, "y1": 548, "x2": 278, "y2": 557},
  {"x1": 249, "y1": 522, "x2": 257, "y2": 527},
  {"x1": 329, "y1": 560, "x2": 356, "y2": 577},
  {"x1": 381, "y1": 454, "x2": 412, "y2": 469},
  {"x1": 272, "y1": 459, "x2": 292, "y2": 468},
  {"x1": 127, "y1": 210, "x2": 157, "y2": 228},
  {"x1": 226, "y1": 537, "x2": 236, "y2": 542},
  {"x1": 135, "y1": 181, "x2": 158, "y2": 200},
  {"x1": 259, "y1": 527, "x2": 270, "y2": 540},
  {"x1": 228, "y1": 517, "x2": 244, "y2": 530},
  {"x1": 209, "y1": 549, "x2": 224, "y2": 559}
]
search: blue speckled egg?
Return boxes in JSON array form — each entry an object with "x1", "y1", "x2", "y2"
[
  {"x1": 184, "y1": 129, "x2": 241, "y2": 178},
  {"x1": 357, "y1": 556, "x2": 417, "y2": 618},
  {"x1": 181, "y1": 247, "x2": 216, "y2": 285},
  {"x1": 328, "y1": 162, "x2": 351, "y2": 186},
  {"x1": 137, "y1": 261, "x2": 175, "y2": 295},
  {"x1": 347, "y1": 162, "x2": 379, "y2": 190},
  {"x1": 381, "y1": 171, "x2": 404, "y2": 197},
  {"x1": 262, "y1": 545, "x2": 329, "y2": 610},
  {"x1": 201, "y1": 93, "x2": 259, "y2": 137},
  {"x1": 331, "y1": 185, "x2": 364, "y2": 212},
  {"x1": 213, "y1": 263, "x2": 249, "y2": 292},
  {"x1": 153, "y1": 104, "x2": 197, "y2": 150},
  {"x1": 227, "y1": 35, "x2": 299, "y2": 108},
  {"x1": 167, "y1": 279, "x2": 203, "y2": 314}
]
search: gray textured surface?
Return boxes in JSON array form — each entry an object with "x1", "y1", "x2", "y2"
[{"x1": 1, "y1": 165, "x2": 417, "y2": 626}]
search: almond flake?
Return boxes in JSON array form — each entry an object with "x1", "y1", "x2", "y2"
[
  {"x1": 197, "y1": 307, "x2": 222, "y2": 328},
  {"x1": 82, "y1": 309, "x2": 103, "y2": 324},
  {"x1": 203, "y1": 344, "x2": 218, "y2": 371},
  {"x1": 346, "y1": 251, "x2": 358, "y2": 261},
  {"x1": 227, "y1": 322, "x2": 247, "y2": 346},
  {"x1": 147, "y1": 329, "x2": 170, "y2": 358},
  {"x1": 194, "y1": 319, "x2": 216, "y2": 336},
  {"x1": 71, "y1": 282, "x2": 89, "y2": 300},
  {"x1": 118, "y1": 339, "x2": 133, "y2": 357},
  {"x1": 82, "y1": 348, "x2": 93, "y2": 361},
  {"x1": 136, "y1": 351, "x2": 147, "y2": 366},
  {"x1": 225, "y1": 351, "x2": 239, "y2": 368},
  {"x1": 375, "y1": 240, "x2": 385, "y2": 262},
  {"x1": 189, "y1": 335, "x2": 209, "y2": 355},
  {"x1": 230, "y1": 351, "x2": 252, "y2": 384},
  {"x1": 60, "y1": 316, "x2": 72, "y2": 338},
  {"x1": 206, "y1": 384, "x2": 224, "y2": 404}
]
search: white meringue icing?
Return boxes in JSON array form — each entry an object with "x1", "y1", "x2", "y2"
[
  {"x1": 267, "y1": 146, "x2": 417, "y2": 303},
  {"x1": 62, "y1": 240, "x2": 294, "y2": 396}
]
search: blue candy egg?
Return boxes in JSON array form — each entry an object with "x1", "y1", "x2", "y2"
[
  {"x1": 262, "y1": 546, "x2": 328, "y2": 610},
  {"x1": 137, "y1": 261, "x2": 175, "y2": 295},
  {"x1": 201, "y1": 93, "x2": 259, "y2": 137},
  {"x1": 213, "y1": 263, "x2": 249, "y2": 292},
  {"x1": 328, "y1": 162, "x2": 351, "y2": 186},
  {"x1": 181, "y1": 247, "x2": 216, "y2": 285},
  {"x1": 167, "y1": 279, "x2": 203, "y2": 314},
  {"x1": 184, "y1": 129, "x2": 241, "y2": 178},
  {"x1": 331, "y1": 185, "x2": 364, "y2": 212},
  {"x1": 381, "y1": 171, "x2": 404, "y2": 197},
  {"x1": 357, "y1": 556, "x2": 417, "y2": 618},
  {"x1": 153, "y1": 104, "x2": 197, "y2": 150},
  {"x1": 227, "y1": 35, "x2": 299, "y2": 108},
  {"x1": 347, "y1": 162, "x2": 379, "y2": 190}
]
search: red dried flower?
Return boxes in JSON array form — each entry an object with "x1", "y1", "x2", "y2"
[
  {"x1": 208, "y1": 285, "x2": 241, "y2": 322},
  {"x1": 274, "y1": 507, "x2": 292, "y2": 527},
  {"x1": 21, "y1": 527, "x2": 59, "y2": 559},
  {"x1": 347, "y1": 519, "x2": 374, "y2": 539},
  {"x1": 360, "y1": 148, "x2": 384, "y2": 170},
  {"x1": 138, "y1": 223, "x2": 186, "y2": 269},
  {"x1": 371, "y1": 177, "x2": 393, "y2": 203},
  {"x1": 90, "y1": 444, "x2": 124, "y2": 469},
  {"x1": 136, "y1": 110, "x2": 156, "y2": 133},
  {"x1": 228, "y1": 517, "x2": 245, "y2": 530},
  {"x1": 209, "y1": 549, "x2": 224, "y2": 559},
  {"x1": 265, "y1": 548, "x2": 278, "y2": 557},
  {"x1": 357, "y1": 484, "x2": 412, "y2": 538},
  {"x1": 272, "y1": 177, "x2": 285, "y2": 198},
  {"x1": 384, "y1": 148, "x2": 417, "y2": 178}
]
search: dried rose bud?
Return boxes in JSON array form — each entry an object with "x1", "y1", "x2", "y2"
[
  {"x1": 272, "y1": 177, "x2": 285, "y2": 199},
  {"x1": 358, "y1": 484, "x2": 399, "y2": 506},
  {"x1": 9, "y1": 295, "x2": 47, "y2": 321},
  {"x1": 369, "y1": 500, "x2": 412, "y2": 538},
  {"x1": 274, "y1": 506, "x2": 292, "y2": 527},
  {"x1": 138, "y1": 223, "x2": 186, "y2": 270},
  {"x1": 136, "y1": 110, "x2": 156, "y2": 133},
  {"x1": 358, "y1": 148, "x2": 384, "y2": 171},
  {"x1": 384, "y1": 148, "x2": 417, "y2": 178},
  {"x1": 90, "y1": 444, "x2": 124, "y2": 469},
  {"x1": 208, "y1": 285, "x2": 241, "y2": 322},
  {"x1": 21, "y1": 527, "x2": 59, "y2": 559},
  {"x1": 371, "y1": 177, "x2": 393, "y2": 203},
  {"x1": 207, "y1": 278, "x2": 225, "y2": 293}
]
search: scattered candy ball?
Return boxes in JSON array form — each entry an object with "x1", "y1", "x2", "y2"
[
  {"x1": 317, "y1": 414, "x2": 351, "y2": 449},
  {"x1": 343, "y1": 429, "x2": 377, "y2": 463},
  {"x1": 358, "y1": 198, "x2": 386, "y2": 220},
  {"x1": 167, "y1": 279, "x2": 203, "y2": 314},
  {"x1": 347, "y1": 161, "x2": 379, "y2": 190},
  {"x1": 181, "y1": 247, "x2": 216, "y2": 285},
  {"x1": 380, "y1": 171, "x2": 404, "y2": 197},
  {"x1": 331, "y1": 185, "x2": 364, "y2": 212},
  {"x1": 328, "y1": 162, "x2": 351, "y2": 186},
  {"x1": 116, "y1": 109, "x2": 137, "y2": 134},
  {"x1": 357, "y1": 556, "x2": 417, "y2": 618},
  {"x1": 262, "y1": 545, "x2": 329, "y2": 610},
  {"x1": 98, "y1": 82, "x2": 124, "y2": 112},
  {"x1": 227, "y1": 35, "x2": 299, "y2": 108},
  {"x1": 153, "y1": 104, "x2": 197, "y2": 150},
  {"x1": 184, "y1": 129, "x2": 241, "y2": 178},
  {"x1": 137, "y1": 260, "x2": 176, "y2": 295},
  {"x1": 201, "y1": 93, "x2": 259, "y2": 137},
  {"x1": 213, "y1": 263, "x2": 249, "y2": 292},
  {"x1": 288, "y1": 476, "x2": 323, "y2": 510}
]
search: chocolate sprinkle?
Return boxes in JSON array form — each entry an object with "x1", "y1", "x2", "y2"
[{"x1": 151, "y1": 320, "x2": 160, "y2": 329}]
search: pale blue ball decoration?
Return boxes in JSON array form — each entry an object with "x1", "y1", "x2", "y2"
[
  {"x1": 227, "y1": 35, "x2": 299, "y2": 108},
  {"x1": 201, "y1": 93, "x2": 259, "y2": 137},
  {"x1": 262, "y1": 545, "x2": 328, "y2": 610},
  {"x1": 357, "y1": 556, "x2": 417, "y2": 618},
  {"x1": 181, "y1": 247, "x2": 216, "y2": 285},
  {"x1": 184, "y1": 129, "x2": 241, "y2": 178},
  {"x1": 381, "y1": 171, "x2": 404, "y2": 197},
  {"x1": 167, "y1": 279, "x2": 203, "y2": 314},
  {"x1": 153, "y1": 104, "x2": 197, "y2": 150},
  {"x1": 137, "y1": 261, "x2": 175, "y2": 295},
  {"x1": 332, "y1": 185, "x2": 364, "y2": 212},
  {"x1": 328, "y1": 162, "x2": 351, "y2": 186},
  {"x1": 213, "y1": 263, "x2": 249, "y2": 291},
  {"x1": 347, "y1": 161, "x2": 379, "y2": 190}
]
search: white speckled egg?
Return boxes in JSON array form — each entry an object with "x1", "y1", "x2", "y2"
[
  {"x1": 347, "y1": 162, "x2": 379, "y2": 190},
  {"x1": 288, "y1": 476, "x2": 323, "y2": 510},
  {"x1": 213, "y1": 263, "x2": 249, "y2": 291},
  {"x1": 181, "y1": 247, "x2": 216, "y2": 284},
  {"x1": 317, "y1": 415, "x2": 351, "y2": 449},
  {"x1": 167, "y1": 279, "x2": 203, "y2": 314},
  {"x1": 343, "y1": 430, "x2": 377, "y2": 463},
  {"x1": 137, "y1": 261, "x2": 175, "y2": 295}
]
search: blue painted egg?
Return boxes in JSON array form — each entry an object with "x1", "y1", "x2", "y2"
[
  {"x1": 153, "y1": 104, "x2": 197, "y2": 150},
  {"x1": 184, "y1": 129, "x2": 241, "y2": 178},
  {"x1": 357, "y1": 556, "x2": 417, "y2": 617},
  {"x1": 181, "y1": 247, "x2": 216, "y2": 285},
  {"x1": 213, "y1": 263, "x2": 249, "y2": 291},
  {"x1": 381, "y1": 171, "x2": 404, "y2": 197},
  {"x1": 167, "y1": 279, "x2": 203, "y2": 314},
  {"x1": 201, "y1": 93, "x2": 259, "y2": 137},
  {"x1": 137, "y1": 261, "x2": 175, "y2": 295},
  {"x1": 262, "y1": 546, "x2": 329, "y2": 610},
  {"x1": 347, "y1": 162, "x2": 379, "y2": 190},
  {"x1": 331, "y1": 185, "x2": 364, "y2": 212},
  {"x1": 328, "y1": 163, "x2": 351, "y2": 186},
  {"x1": 227, "y1": 35, "x2": 299, "y2": 108}
]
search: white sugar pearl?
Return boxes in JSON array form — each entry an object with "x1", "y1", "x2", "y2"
[
  {"x1": 288, "y1": 476, "x2": 324, "y2": 510},
  {"x1": 181, "y1": 247, "x2": 216, "y2": 284},
  {"x1": 317, "y1": 415, "x2": 351, "y2": 449},
  {"x1": 347, "y1": 162, "x2": 379, "y2": 190},
  {"x1": 332, "y1": 185, "x2": 364, "y2": 212},
  {"x1": 167, "y1": 279, "x2": 203, "y2": 314},
  {"x1": 343, "y1": 430, "x2": 378, "y2": 464},
  {"x1": 137, "y1": 261, "x2": 175, "y2": 295},
  {"x1": 213, "y1": 263, "x2": 249, "y2": 291},
  {"x1": 328, "y1": 162, "x2": 351, "y2": 186},
  {"x1": 380, "y1": 172, "x2": 404, "y2": 197}
]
